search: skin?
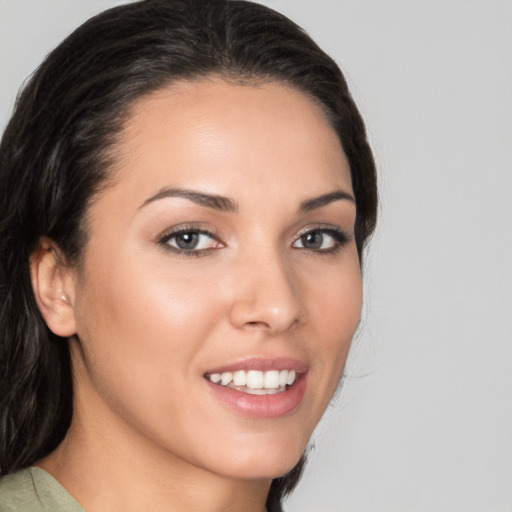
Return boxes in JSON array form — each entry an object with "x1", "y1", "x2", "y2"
[{"x1": 32, "y1": 80, "x2": 362, "y2": 512}]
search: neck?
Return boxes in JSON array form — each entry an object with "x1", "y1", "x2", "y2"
[{"x1": 36, "y1": 374, "x2": 271, "y2": 512}]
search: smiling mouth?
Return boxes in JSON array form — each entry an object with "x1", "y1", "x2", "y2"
[{"x1": 205, "y1": 369, "x2": 297, "y2": 395}]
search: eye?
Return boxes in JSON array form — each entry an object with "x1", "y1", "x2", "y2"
[
  {"x1": 159, "y1": 228, "x2": 222, "y2": 254},
  {"x1": 292, "y1": 228, "x2": 348, "y2": 252}
]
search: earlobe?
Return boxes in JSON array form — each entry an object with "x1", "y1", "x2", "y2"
[{"x1": 30, "y1": 237, "x2": 77, "y2": 338}]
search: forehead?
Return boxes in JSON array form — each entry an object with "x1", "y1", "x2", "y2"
[{"x1": 106, "y1": 79, "x2": 352, "y2": 209}]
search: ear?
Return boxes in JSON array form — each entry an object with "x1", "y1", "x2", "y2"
[{"x1": 30, "y1": 237, "x2": 77, "y2": 338}]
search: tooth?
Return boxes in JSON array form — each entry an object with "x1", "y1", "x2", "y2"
[
  {"x1": 233, "y1": 370, "x2": 246, "y2": 386},
  {"x1": 216, "y1": 369, "x2": 297, "y2": 390},
  {"x1": 246, "y1": 370, "x2": 264, "y2": 389},
  {"x1": 245, "y1": 388, "x2": 267, "y2": 395},
  {"x1": 221, "y1": 372, "x2": 233, "y2": 386},
  {"x1": 264, "y1": 370, "x2": 280, "y2": 389},
  {"x1": 286, "y1": 370, "x2": 296, "y2": 385}
]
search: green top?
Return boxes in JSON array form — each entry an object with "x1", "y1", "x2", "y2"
[
  {"x1": 0, "y1": 467, "x2": 276, "y2": 511},
  {"x1": 0, "y1": 467, "x2": 85, "y2": 512}
]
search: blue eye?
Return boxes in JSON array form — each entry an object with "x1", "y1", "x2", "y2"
[
  {"x1": 292, "y1": 228, "x2": 348, "y2": 252},
  {"x1": 159, "y1": 229, "x2": 221, "y2": 254}
]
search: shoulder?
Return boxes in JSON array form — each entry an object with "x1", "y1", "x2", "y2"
[
  {"x1": 0, "y1": 468, "x2": 42, "y2": 512},
  {"x1": 0, "y1": 467, "x2": 84, "y2": 512}
]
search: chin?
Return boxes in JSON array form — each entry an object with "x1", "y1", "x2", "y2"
[
  {"x1": 209, "y1": 433, "x2": 308, "y2": 481},
  {"x1": 223, "y1": 456, "x2": 304, "y2": 482}
]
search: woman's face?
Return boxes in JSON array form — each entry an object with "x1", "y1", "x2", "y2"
[{"x1": 68, "y1": 80, "x2": 362, "y2": 480}]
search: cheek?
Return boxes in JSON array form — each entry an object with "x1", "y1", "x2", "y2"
[
  {"x1": 78, "y1": 245, "x2": 221, "y2": 342},
  {"x1": 304, "y1": 246, "x2": 362, "y2": 334},
  {"x1": 303, "y1": 251, "x2": 362, "y2": 398},
  {"x1": 72, "y1": 248, "x2": 224, "y2": 410}
]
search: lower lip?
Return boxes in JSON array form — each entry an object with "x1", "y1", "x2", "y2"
[{"x1": 205, "y1": 374, "x2": 307, "y2": 419}]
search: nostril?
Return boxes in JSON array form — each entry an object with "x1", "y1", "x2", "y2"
[{"x1": 245, "y1": 320, "x2": 270, "y2": 329}]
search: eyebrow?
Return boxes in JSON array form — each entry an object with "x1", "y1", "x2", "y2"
[
  {"x1": 140, "y1": 187, "x2": 239, "y2": 213},
  {"x1": 140, "y1": 187, "x2": 354, "y2": 214},
  {"x1": 299, "y1": 190, "x2": 355, "y2": 213}
]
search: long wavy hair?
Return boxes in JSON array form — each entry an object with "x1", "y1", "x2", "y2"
[{"x1": 0, "y1": 0, "x2": 377, "y2": 509}]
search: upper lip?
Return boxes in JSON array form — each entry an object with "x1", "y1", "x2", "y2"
[{"x1": 204, "y1": 357, "x2": 309, "y2": 375}]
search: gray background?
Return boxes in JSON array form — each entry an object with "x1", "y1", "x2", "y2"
[{"x1": 1, "y1": 1, "x2": 511, "y2": 511}]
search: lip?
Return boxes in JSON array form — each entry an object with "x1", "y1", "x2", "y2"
[{"x1": 204, "y1": 357, "x2": 308, "y2": 419}]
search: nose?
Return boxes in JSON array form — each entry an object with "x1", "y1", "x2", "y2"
[{"x1": 228, "y1": 250, "x2": 303, "y2": 335}]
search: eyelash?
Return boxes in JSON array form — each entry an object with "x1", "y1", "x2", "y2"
[
  {"x1": 158, "y1": 226, "x2": 221, "y2": 257},
  {"x1": 292, "y1": 227, "x2": 350, "y2": 254},
  {"x1": 157, "y1": 225, "x2": 350, "y2": 257}
]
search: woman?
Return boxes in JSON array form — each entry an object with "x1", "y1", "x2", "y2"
[{"x1": 0, "y1": 0, "x2": 377, "y2": 510}]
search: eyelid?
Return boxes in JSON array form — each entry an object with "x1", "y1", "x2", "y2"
[
  {"x1": 155, "y1": 223, "x2": 351, "y2": 256},
  {"x1": 294, "y1": 224, "x2": 350, "y2": 239},
  {"x1": 157, "y1": 224, "x2": 224, "y2": 255},
  {"x1": 292, "y1": 225, "x2": 351, "y2": 252}
]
